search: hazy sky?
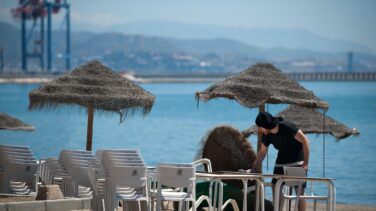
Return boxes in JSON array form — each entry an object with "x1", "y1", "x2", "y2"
[{"x1": 1, "y1": 0, "x2": 376, "y2": 50}]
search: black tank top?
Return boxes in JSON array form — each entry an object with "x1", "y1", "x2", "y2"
[{"x1": 261, "y1": 121, "x2": 304, "y2": 164}]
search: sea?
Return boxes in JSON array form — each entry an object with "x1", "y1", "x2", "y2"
[{"x1": 0, "y1": 81, "x2": 375, "y2": 205}]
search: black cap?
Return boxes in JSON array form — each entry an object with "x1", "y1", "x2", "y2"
[{"x1": 255, "y1": 111, "x2": 279, "y2": 129}]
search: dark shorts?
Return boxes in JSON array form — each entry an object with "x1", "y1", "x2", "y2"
[{"x1": 272, "y1": 165, "x2": 307, "y2": 188}]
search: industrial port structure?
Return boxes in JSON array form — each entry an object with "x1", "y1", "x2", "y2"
[{"x1": 11, "y1": 0, "x2": 70, "y2": 72}]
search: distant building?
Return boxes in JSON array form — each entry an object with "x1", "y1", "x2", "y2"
[{"x1": 347, "y1": 52, "x2": 354, "y2": 72}]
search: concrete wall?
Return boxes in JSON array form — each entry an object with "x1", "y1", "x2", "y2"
[{"x1": 0, "y1": 198, "x2": 91, "y2": 211}]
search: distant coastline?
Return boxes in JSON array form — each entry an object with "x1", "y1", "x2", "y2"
[{"x1": 1, "y1": 72, "x2": 376, "y2": 84}]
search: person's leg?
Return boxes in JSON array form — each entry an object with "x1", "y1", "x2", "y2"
[
  {"x1": 295, "y1": 186, "x2": 306, "y2": 211},
  {"x1": 272, "y1": 183, "x2": 285, "y2": 211},
  {"x1": 272, "y1": 167, "x2": 285, "y2": 211}
]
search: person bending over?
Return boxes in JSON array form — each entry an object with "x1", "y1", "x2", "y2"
[{"x1": 252, "y1": 111, "x2": 310, "y2": 211}]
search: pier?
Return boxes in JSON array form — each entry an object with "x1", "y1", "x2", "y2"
[
  {"x1": 138, "y1": 72, "x2": 376, "y2": 82},
  {"x1": 287, "y1": 72, "x2": 376, "y2": 81}
]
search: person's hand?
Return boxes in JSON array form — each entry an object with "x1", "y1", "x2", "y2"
[
  {"x1": 302, "y1": 164, "x2": 308, "y2": 173},
  {"x1": 238, "y1": 169, "x2": 251, "y2": 173},
  {"x1": 239, "y1": 168, "x2": 260, "y2": 173}
]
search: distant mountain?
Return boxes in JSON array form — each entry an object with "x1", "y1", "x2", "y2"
[
  {"x1": 1, "y1": 21, "x2": 376, "y2": 73},
  {"x1": 0, "y1": 22, "x2": 20, "y2": 67},
  {"x1": 105, "y1": 20, "x2": 376, "y2": 55}
]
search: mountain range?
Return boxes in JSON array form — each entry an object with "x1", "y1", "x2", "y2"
[
  {"x1": 1, "y1": 21, "x2": 376, "y2": 73},
  {"x1": 74, "y1": 20, "x2": 376, "y2": 56}
]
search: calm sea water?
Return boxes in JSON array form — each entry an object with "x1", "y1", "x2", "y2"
[{"x1": 0, "y1": 82, "x2": 375, "y2": 205}]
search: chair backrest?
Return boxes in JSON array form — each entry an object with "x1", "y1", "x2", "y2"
[
  {"x1": 0, "y1": 145, "x2": 38, "y2": 187},
  {"x1": 59, "y1": 150, "x2": 96, "y2": 172},
  {"x1": 70, "y1": 166, "x2": 93, "y2": 187},
  {"x1": 108, "y1": 166, "x2": 147, "y2": 188},
  {"x1": 0, "y1": 145, "x2": 36, "y2": 162},
  {"x1": 156, "y1": 163, "x2": 195, "y2": 188},
  {"x1": 101, "y1": 149, "x2": 145, "y2": 168},
  {"x1": 283, "y1": 166, "x2": 306, "y2": 187},
  {"x1": 192, "y1": 158, "x2": 213, "y2": 173}
]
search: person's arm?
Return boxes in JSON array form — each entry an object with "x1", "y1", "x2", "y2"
[
  {"x1": 295, "y1": 129, "x2": 310, "y2": 171},
  {"x1": 252, "y1": 143, "x2": 268, "y2": 172}
]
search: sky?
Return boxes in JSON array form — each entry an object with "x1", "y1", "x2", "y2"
[{"x1": 1, "y1": 0, "x2": 376, "y2": 50}]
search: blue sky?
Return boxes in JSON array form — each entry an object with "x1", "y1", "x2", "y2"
[{"x1": 1, "y1": 0, "x2": 375, "y2": 50}]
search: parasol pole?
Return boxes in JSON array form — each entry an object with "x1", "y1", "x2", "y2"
[
  {"x1": 86, "y1": 104, "x2": 94, "y2": 151},
  {"x1": 257, "y1": 104, "x2": 265, "y2": 173}
]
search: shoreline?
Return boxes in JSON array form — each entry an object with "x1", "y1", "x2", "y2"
[
  {"x1": 1, "y1": 74, "x2": 376, "y2": 84},
  {"x1": 0, "y1": 76, "x2": 226, "y2": 84}
]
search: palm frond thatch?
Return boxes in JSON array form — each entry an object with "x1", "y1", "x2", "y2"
[
  {"x1": 196, "y1": 125, "x2": 256, "y2": 171},
  {"x1": 0, "y1": 112, "x2": 34, "y2": 131},
  {"x1": 242, "y1": 105, "x2": 359, "y2": 140},
  {"x1": 196, "y1": 125, "x2": 257, "y2": 187},
  {"x1": 28, "y1": 60, "x2": 155, "y2": 120},
  {"x1": 28, "y1": 60, "x2": 155, "y2": 151},
  {"x1": 196, "y1": 63, "x2": 329, "y2": 109}
]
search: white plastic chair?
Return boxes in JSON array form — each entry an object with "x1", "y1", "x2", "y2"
[
  {"x1": 40, "y1": 157, "x2": 68, "y2": 186},
  {"x1": 106, "y1": 165, "x2": 149, "y2": 211},
  {"x1": 283, "y1": 167, "x2": 330, "y2": 211},
  {"x1": 99, "y1": 149, "x2": 147, "y2": 211},
  {"x1": 192, "y1": 159, "x2": 240, "y2": 211},
  {"x1": 0, "y1": 144, "x2": 38, "y2": 194},
  {"x1": 58, "y1": 150, "x2": 97, "y2": 198},
  {"x1": 155, "y1": 163, "x2": 197, "y2": 211}
]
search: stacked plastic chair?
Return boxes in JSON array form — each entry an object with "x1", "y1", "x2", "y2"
[
  {"x1": 58, "y1": 149, "x2": 99, "y2": 198},
  {"x1": 0, "y1": 144, "x2": 38, "y2": 194},
  {"x1": 38, "y1": 157, "x2": 66, "y2": 195},
  {"x1": 96, "y1": 149, "x2": 148, "y2": 211}
]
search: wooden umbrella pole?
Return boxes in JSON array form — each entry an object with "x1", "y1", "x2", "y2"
[
  {"x1": 257, "y1": 104, "x2": 265, "y2": 172},
  {"x1": 86, "y1": 104, "x2": 94, "y2": 151}
]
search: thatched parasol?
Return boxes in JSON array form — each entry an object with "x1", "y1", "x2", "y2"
[
  {"x1": 196, "y1": 63, "x2": 329, "y2": 109},
  {"x1": 242, "y1": 105, "x2": 359, "y2": 176},
  {"x1": 196, "y1": 63, "x2": 329, "y2": 171},
  {"x1": 195, "y1": 125, "x2": 257, "y2": 188},
  {"x1": 0, "y1": 112, "x2": 34, "y2": 131},
  {"x1": 28, "y1": 60, "x2": 155, "y2": 151},
  {"x1": 242, "y1": 105, "x2": 359, "y2": 140}
]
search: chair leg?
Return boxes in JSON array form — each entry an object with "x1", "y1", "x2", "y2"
[
  {"x1": 313, "y1": 199, "x2": 317, "y2": 211},
  {"x1": 156, "y1": 197, "x2": 161, "y2": 211},
  {"x1": 178, "y1": 201, "x2": 183, "y2": 211},
  {"x1": 138, "y1": 201, "x2": 142, "y2": 211},
  {"x1": 288, "y1": 187, "x2": 293, "y2": 211},
  {"x1": 150, "y1": 197, "x2": 154, "y2": 211}
]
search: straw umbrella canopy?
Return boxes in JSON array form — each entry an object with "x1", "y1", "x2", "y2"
[
  {"x1": 196, "y1": 63, "x2": 329, "y2": 109},
  {"x1": 28, "y1": 60, "x2": 155, "y2": 151},
  {"x1": 242, "y1": 105, "x2": 359, "y2": 176},
  {"x1": 0, "y1": 112, "x2": 34, "y2": 131},
  {"x1": 242, "y1": 105, "x2": 359, "y2": 139},
  {"x1": 196, "y1": 63, "x2": 329, "y2": 159}
]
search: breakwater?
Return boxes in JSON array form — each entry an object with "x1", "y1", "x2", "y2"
[
  {"x1": 287, "y1": 72, "x2": 376, "y2": 81},
  {"x1": 138, "y1": 72, "x2": 376, "y2": 82}
]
